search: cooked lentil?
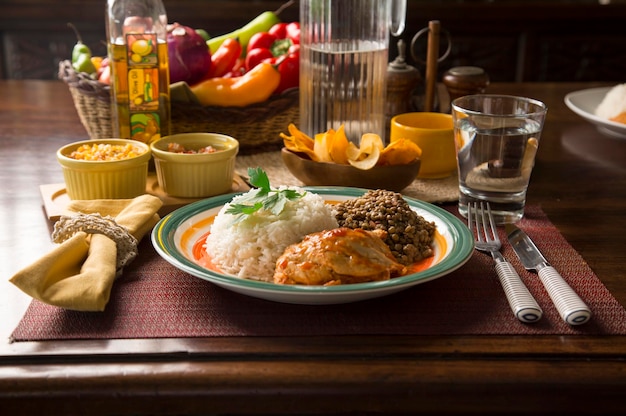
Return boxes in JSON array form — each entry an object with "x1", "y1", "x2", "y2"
[
  {"x1": 334, "y1": 189, "x2": 436, "y2": 264},
  {"x1": 68, "y1": 143, "x2": 145, "y2": 161}
]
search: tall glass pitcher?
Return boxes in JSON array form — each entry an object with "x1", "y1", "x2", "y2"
[{"x1": 299, "y1": 0, "x2": 405, "y2": 145}]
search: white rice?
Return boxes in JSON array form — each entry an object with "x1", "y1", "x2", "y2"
[
  {"x1": 204, "y1": 187, "x2": 339, "y2": 282},
  {"x1": 595, "y1": 83, "x2": 626, "y2": 120}
]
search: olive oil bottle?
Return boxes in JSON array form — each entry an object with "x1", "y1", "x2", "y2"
[{"x1": 106, "y1": 0, "x2": 171, "y2": 144}]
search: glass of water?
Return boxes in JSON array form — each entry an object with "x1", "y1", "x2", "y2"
[{"x1": 451, "y1": 95, "x2": 548, "y2": 224}]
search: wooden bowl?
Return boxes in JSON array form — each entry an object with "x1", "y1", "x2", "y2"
[{"x1": 281, "y1": 148, "x2": 420, "y2": 192}]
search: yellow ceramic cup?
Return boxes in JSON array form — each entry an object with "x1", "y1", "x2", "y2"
[{"x1": 390, "y1": 112, "x2": 457, "y2": 179}]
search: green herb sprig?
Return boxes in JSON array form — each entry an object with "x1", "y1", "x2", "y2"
[{"x1": 226, "y1": 167, "x2": 306, "y2": 221}]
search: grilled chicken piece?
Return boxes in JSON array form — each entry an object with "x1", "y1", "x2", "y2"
[{"x1": 274, "y1": 228, "x2": 408, "y2": 286}]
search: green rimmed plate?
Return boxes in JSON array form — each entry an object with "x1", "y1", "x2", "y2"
[{"x1": 151, "y1": 187, "x2": 474, "y2": 305}]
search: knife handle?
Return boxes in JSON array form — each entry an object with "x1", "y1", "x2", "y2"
[
  {"x1": 538, "y1": 266, "x2": 591, "y2": 325},
  {"x1": 495, "y1": 261, "x2": 543, "y2": 323}
]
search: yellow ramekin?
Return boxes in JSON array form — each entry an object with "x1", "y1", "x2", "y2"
[
  {"x1": 150, "y1": 133, "x2": 239, "y2": 198},
  {"x1": 57, "y1": 139, "x2": 151, "y2": 200}
]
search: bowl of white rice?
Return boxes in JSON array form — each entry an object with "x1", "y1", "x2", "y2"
[{"x1": 204, "y1": 187, "x2": 339, "y2": 282}]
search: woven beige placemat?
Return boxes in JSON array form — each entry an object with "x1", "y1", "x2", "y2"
[{"x1": 236, "y1": 151, "x2": 459, "y2": 204}]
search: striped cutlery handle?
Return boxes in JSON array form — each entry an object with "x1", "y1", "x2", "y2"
[
  {"x1": 495, "y1": 261, "x2": 543, "y2": 323},
  {"x1": 538, "y1": 266, "x2": 591, "y2": 325}
]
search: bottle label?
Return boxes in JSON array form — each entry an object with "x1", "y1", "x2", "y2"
[
  {"x1": 125, "y1": 33, "x2": 161, "y2": 142},
  {"x1": 127, "y1": 33, "x2": 158, "y2": 66},
  {"x1": 130, "y1": 113, "x2": 160, "y2": 141},
  {"x1": 128, "y1": 68, "x2": 159, "y2": 112}
]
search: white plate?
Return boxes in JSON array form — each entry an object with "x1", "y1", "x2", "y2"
[
  {"x1": 151, "y1": 187, "x2": 474, "y2": 305},
  {"x1": 564, "y1": 86, "x2": 626, "y2": 139}
]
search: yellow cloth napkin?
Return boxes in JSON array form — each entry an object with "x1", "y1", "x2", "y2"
[{"x1": 9, "y1": 194, "x2": 163, "y2": 312}]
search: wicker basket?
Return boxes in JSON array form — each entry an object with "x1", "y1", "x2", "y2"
[
  {"x1": 59, "y1": 60, "x2": 113, "y2": 140},
  {"x1": 58, "y1": 60, "x2": 299, "y2": 154}
]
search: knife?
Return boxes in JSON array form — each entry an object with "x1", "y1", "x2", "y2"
[{"x1": 505, "y1": 224, "x2": 591, "y2": 325}]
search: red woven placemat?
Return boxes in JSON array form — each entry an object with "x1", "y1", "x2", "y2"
[{"x1": 10, "y1": 205, "x2": 626, "y2": 342}]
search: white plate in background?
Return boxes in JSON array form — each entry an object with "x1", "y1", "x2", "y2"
[{"x1": 564, "y1": 87, "x2": 626, "y2": 139}]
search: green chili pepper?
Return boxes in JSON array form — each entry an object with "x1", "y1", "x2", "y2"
[
  {"x1": 68, "y1": 23, "x2": 97, "y2": 74},
  {"x1": 206, "y1": 1, "x2": 298, "y2": 54},
  {"x1": 207, "y1": 11, "x2": 281, "y2": 55}
]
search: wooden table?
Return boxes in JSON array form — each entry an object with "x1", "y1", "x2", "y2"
[{"x1": 1, "y1": 80, "x2": 625, "y2": 415}]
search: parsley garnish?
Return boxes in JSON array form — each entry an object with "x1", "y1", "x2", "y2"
[{"x1": 225, "y1": 167, "x2": 306, "y2": 221}]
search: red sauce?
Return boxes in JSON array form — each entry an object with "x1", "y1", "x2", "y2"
[
  {"x1": 406, "y1": 256, "x2": 435, "y2": 274},
  {"x1": 192, "y1": 230, "x2": 223, "y2": 273},
  {"x1": 182, "y1": 199, "x2": 446, "y2": 281},
  {"x1": 189, "y1": 228, "x2": 443, "y2": 279}
]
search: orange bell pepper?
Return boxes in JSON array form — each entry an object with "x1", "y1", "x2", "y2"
[{"x1": 190, "y1": 62, "x2": 280, "y2": 107}]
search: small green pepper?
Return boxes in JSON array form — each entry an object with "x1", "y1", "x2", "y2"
[
  {"x1": 73, "y1": 53, "x2": 96, "y2": 74},
  {"x1": 72, "y1": 43, "x2": 91, "y2": 63},
  {"x1": 68, "y1": 23, "x2": 96, "y2": 74}
]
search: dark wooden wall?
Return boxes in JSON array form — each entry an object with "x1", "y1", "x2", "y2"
[{"x1": 1, "y1": 0, "x2": 625, "y2": 82}]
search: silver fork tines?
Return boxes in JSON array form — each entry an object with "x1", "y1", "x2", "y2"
[{"x1": 469, "y1": 202, "x2": 543, "y2": 323}]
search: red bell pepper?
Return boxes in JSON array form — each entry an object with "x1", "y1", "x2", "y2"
[
  {"x1": 244, "y1": 22, "x2": 300, "y2": 93},
  {"x1": 247, "y1": 32, "x2": 277, "y2": 53},
  {"x1": 285, "y1": 22, "x2": 300, "y2": 45},
  {"x1": 268, "y1": 22, "x2": 300, "y2": 45},
  {"x1": 274, "y1": 44, "x2": 299, "y2": 94},
  {"x1": 268, "y1": 22, "x2": 288, "y2": 39},
  {"x1": 244, "y1": 48, "x2": 274, "y2": 73}
]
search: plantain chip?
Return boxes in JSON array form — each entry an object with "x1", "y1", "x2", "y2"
[
  {"x1": 313, "y1": 130, "x2": 333, "y2": 162},
  {"x1": 282, "y1": 138, "x2": 318, "y2": 160},
  {"x1": 346, "y1": 133, "x2": 384, "y2": 170},
  {"x1": 361, "y1": 133, "x2": 385, "y2": 152},
  {"x1": 345, "y1": 141, "x2": 361, "y2": 161},
  {"x1": 288, "y1": 123, "x2": 314, "y2": 150},
  {"x1": 348, "y1": 144, "x2": 380, "y2": 170},
  {"x1": 328, "y1": 125, "x2": 350, "y2": 164},
  {"x1": 280, "y1": 123, "x2": 317, "y2": 160},
  {"x1": 379, "y1": 138, "x2": 422, "y2": 165}
]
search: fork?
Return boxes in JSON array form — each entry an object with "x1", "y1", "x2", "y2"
[{"x1": 469, "y1": 202, "x2": 543, "y2": 323}]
